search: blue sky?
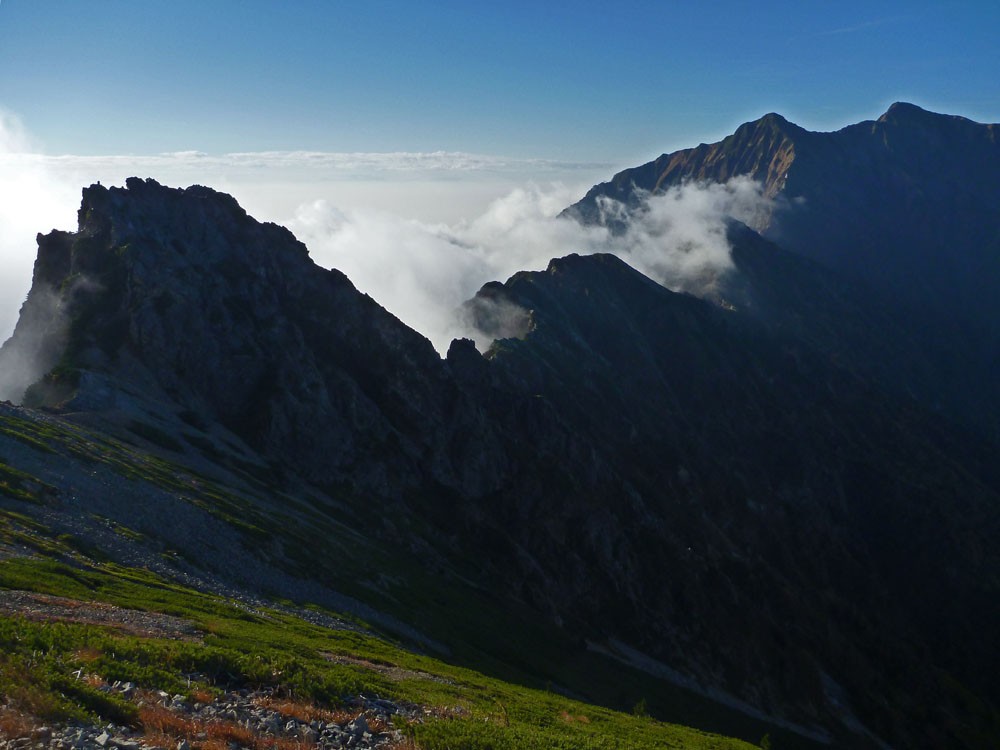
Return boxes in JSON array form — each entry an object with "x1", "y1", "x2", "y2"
[{"x1": 1, "y1": 1, "x2": 998, "y2": 163}]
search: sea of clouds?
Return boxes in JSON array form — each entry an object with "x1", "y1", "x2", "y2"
[
  {"x1": 289, "y1": 177, "x2": 771, "y2": 352},
  {"x1": 0, "y1": 107, "x2": 772, "y2": 365}
]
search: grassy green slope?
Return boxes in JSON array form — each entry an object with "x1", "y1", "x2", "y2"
[{"x1": 0, "y1": 552, "x2": 757, "y2": 750}]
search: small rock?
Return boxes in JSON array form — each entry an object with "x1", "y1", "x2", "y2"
[
  {"x1": 347, "y1": 716, "x2": 370, "y2": 737},
  {"x1": 94, "y1": 733, "x2": 110, "y2": 748},
  {"x1": 261, "y1": 715, "x2": 280, "y2": 732}
]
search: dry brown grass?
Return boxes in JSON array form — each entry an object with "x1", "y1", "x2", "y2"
[
  {"x1": 83, "y1": 673, "x2": 106, "y2": 688},
  {"x1": 138, "y1": 703, "x2": 313, "y2": 750},
  {"x1": 3, "y1": 688, "x2": 414, "y2": 750},
  {"x1": 0, "y1": 705, "x2": 35, "y2": 739},
  {"x1": 139, "y1": 703, "x2": 198, "y2": 737},
  {"x1": 72, "y1": 646, "x2": 102, "y2": 663},
  {"x1": 202, "y1": 719, "x2": 257, "y2": 747},
  {"x1": 189, "y1": 687, "x2": 215, "y2": 704},
  {"x1": 368, "y1": 713, "x2": 399, "y2": 734},
  {"x1": 251, "y1": 694, "x2": 357, "y2": 725},
  {"x1": 201, "y1": 720, "x2": 312, "y2": 750}
]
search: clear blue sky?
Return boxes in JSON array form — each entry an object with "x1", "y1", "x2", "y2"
[{"x1": 1, "y1": 1, "x2": 998, "y2": 164}]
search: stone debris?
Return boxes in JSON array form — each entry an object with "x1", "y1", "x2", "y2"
[
  {"x1": 0, "y1": 682, "x2": 422, "y2": 749},
  {"x1": 0, "y1": 591, "x2": 202, "y2": 642}
]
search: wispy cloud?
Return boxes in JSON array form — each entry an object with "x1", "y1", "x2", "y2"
[
  {"x1": 292, "y1": 177, "x2": 774, "y2": 354},
  {"x1": 0, "y1": 150, "x2": 612, "y2": 177},
  {"x1": 819, "y1": 16, "x2": 906, "y2": 36}
]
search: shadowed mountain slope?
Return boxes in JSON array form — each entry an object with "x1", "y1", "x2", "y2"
[
  {"x1": 469, "y1": 253, "x2": 1000, "y2": 747},
  {"x1": 1, "y1": 179, "x2": 998, "y2": 748},
  {"x1": 565, "y1": 104, "x2": 1000, "y2": 443}
]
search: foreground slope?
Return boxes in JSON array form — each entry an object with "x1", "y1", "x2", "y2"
[
  {"x1": 1, "y1": 179, "x2": 998, "y2": 748},
  {"x1": 0, "y1": 422, "x2": 753, "y2": 750}
]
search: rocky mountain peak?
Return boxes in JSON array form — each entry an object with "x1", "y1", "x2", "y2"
[
  {"x1": 0, "y1": 178, "x2": 481, "y2": 496},
  {"x1": 737, "y1": 110, "x2": 803, "y2": 139},
  {"x1": 872, "y1": 100, "x2": 980, "y2": 130},
  {"x1": 566, "y1": 103, "x2": 1000, "y2": 325},
  {"x1": 877, "y1": 100, "x2": 932, "y2": 122}
]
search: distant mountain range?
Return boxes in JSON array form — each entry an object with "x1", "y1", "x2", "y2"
[
  {"x1": 566, "y1": 102, "x2": 1000, "y2": 315},
  {"x1": 1, "y1": 104, "x2": 998, "y2": 749}
]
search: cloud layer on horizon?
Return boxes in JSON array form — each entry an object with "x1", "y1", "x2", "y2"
[
  {"x1": 0, "y1": 109, "x2": 612, "y2": 344},
  {"x1": 0, "y1": 149, "x2": 612, "y2": 179},
  {"x1": 291, "y1": 176, "x2": 772, "y2": 353},
  {"x1": 0, "y1": 106, "x2": 772, "y2": 382}
]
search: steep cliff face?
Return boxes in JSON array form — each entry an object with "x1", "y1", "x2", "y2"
[
  {"x1": 566, "y1": 112, "x2": 803, "y2": 232},
  {"x1": 0, "y1": 178, "x2": 507, "y2": 501},
  {"x1": 2, "y1": 178, "x2": 999, "y2": 748}
]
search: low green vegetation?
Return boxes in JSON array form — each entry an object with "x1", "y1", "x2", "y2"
[
  {"x1": 0, "y1": 556, "x2": 756, "y2": 749},
  {"x1": 0, "y1": 410, "x2": 275, "y2": 548},
  {"x1": 0, "y1": 460, "x2": 55, "y2": 504}
]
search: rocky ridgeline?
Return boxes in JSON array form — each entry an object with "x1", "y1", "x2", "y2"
[{"x1": 1, "y1": 682, "x2": 424, "y2": 750}]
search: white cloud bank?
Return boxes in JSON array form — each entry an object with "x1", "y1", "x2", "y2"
[
  {"x1": 0, "y1": 124, "x2": 612, "y2": 349},
  {"x1": 0, "y1": 112, "x2": 79, "y2": 342},
  {"x1": 2, "y1": 149, "x2": 611, "y2": 182},
  {"x1": 291, "y1": 176, "x2": 772, "y2": 353},
  {"x1": 0, "y1": 108, "x2": 771, "y2": 370}
]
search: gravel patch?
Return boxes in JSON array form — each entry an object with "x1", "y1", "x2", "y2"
[{"x1": 0, "y1": 590, "x2": 202, "y2": 641}]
